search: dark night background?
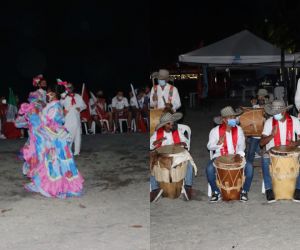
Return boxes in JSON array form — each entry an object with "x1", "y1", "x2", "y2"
[{"x1": 1, "y1": 0, "x2": 300, "y2": 101}]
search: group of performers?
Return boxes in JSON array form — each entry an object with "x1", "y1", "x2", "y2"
[
  {"x1": 15, "y1": 75, "x2": 84, "y2": 198},
  {"x1": 149, "y1": 69, "x2": 300, "y2": 203}
]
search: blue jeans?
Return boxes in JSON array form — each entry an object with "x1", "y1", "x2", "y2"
[
  {"x1": 246, "y1": 137, "x2": 260, "y2": 164},
  {"x1": 150, "y1": 161, "x2": 194, "y2": 191},
  {"x1": 206, "y1": 159, "x2": 254, "y2": 193},
  {"x1": 261, "y1": 156, "x2": 300, "y2": 190}
]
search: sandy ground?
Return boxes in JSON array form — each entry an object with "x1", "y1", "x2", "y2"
[
  {"x1": 0, "y1": 134, "x2": 149, "y2": 250},
  {"x1": 151, "y1": 99, "x2": 300, "y2": 250}
]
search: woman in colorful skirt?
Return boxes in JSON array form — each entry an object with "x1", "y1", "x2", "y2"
[{"x1": 25, "y1": 91, "x2": 84, "y2": 198}]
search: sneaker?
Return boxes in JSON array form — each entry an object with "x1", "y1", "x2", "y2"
[
  {"x1": 293, "y1": 189, "x2": 300, "y2": 202},
  {"x1": 240, "y1": 190, "x2": 248, "y2": 202},
  {"x1": 150, "y1": 188, "x2": 163, "y2": 203},
  {"x1": 0, "y1": 134, "x2": 6, "y2": 139},
  {"x1": 266, "y1": 189, "x2": 276, "y2": 203},
  {"x1": 209, "y1": 191, "x2": 221, "y2": 203},
  {"x1": 182, "y1": 185, "x2": 192, "y2": 201}
]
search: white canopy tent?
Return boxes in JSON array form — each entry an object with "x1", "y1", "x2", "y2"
[{"x1": 179, "y1": 30, "x2": 300, "y2": 67}]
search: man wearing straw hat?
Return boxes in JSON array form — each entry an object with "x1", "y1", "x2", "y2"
[
  {"x1": 150, "y1": 112, "x2": 195, "y2": 202},
  {"x1": 260, "y1": 100, "x2": 300, "y2": 202},
  {"x1": 150, "y1": 69, "x2": 181, "y2": 112},
  {"x1": 206, "y1": 106, "x2": 254, "y2": 202}
]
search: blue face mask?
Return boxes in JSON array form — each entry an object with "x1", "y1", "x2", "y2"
[
  {"x1": 158, "y1": 80, "x2": 166, "y2": 86},
  {"x1": 274, "y1": 113, "x2": 283, "y2": 121},
  {"x1": 227, "y1": 118, "x2": 237, "y2": 127}
]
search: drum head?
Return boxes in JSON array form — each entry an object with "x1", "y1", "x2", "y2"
[
  {"x1": 156, "y1": 145, "x2": 185, "y2": 155},
  {"x1": 215, "y1": 155, "x2": 236, "y2": 165},
  {"x1": 270, "y1": 146, "x2": 300, "y2": 154}
]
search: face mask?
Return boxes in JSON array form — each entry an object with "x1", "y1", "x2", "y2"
[
  {"x1": 117, "y1": 96, "x2": 123, "y2": 101},
  {"x1": 1, "y1": 99, "x2": 6, "y2": 104},
  {"x1": 274, "y1": 113, "x2": 283, "y2": 121},
  {"x1": 158, "y1": 80, "x2": 166, "y2": 86},
  {"x1": 227, "y1": 118, "x2": 237, "y2": 127}
]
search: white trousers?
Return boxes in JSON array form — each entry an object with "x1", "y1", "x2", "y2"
[{"x1": 65, "y1": 113, "x2": 82, "y2": 155}]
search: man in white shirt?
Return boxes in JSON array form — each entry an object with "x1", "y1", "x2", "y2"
[
  {"x1": 150, "y1": 112, "x2": 194, "y2": 202},
  {"x1": 112, "y1": 91, "x2": 132, "y2": 132},
  {"x1": 206, "y1": 106, "x2": 253, "y2": 202},
  {"x1": 260, "y1": 100, "x2": 300, "y2": 202},
  {"x1": 150, "y1": 69, "x2": 181, "y2": 112},
  {"x1": 60, "y1": 83, "x2": 87, "y2": 156}
]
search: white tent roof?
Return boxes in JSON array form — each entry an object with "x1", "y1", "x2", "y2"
[{"x1": 179, "y1": 30, "x2": 299, "y2": 66}]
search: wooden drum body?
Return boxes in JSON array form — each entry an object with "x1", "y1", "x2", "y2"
[
  {"x1": 269, "y1": 146, "x2": 300, "y2": 200},
  {"x1": 239, "y1": 108, "x2": 264, "y2": 137},
  {"x1": 151, "y1": 145, "x2": 188, "y2": 199},
  {"x1": 150, "y1": 109, "x2": 164, "y2": 136},
  {"x1": 214, "y1": 155, "x2": 245, "y2": 201}
]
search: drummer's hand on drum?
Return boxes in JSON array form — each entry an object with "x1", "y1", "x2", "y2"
[
  {"x1": 234, "y1": 154, "x2": 243, "y2": 163},
  {"x1": 153, "y1": 137, "x2": 166, "y2": 146},
  {"x1": 271, "y1": 125, "x2": 278, "y2": 137},
  {"x1": 177, "y1": 142, "x2": 187, "y2": 148},
  {"x1": 217, "y1": 134, "x2": 225, "y2": 145},
  {"x1": 165, "y1": 103, "x2": 173, "y2": 110}
]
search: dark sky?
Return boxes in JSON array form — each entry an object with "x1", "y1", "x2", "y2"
[{"x1": 1, "y1": 1, "x2": 300, "y2": 101}]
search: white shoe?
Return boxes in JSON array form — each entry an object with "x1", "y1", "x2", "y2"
[{"x1": 0, "y1": 134, "x2": 6, "y2": 139}]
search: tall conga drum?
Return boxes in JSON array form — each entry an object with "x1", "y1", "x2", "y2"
[
  {"x1": 214, "y1": 155, "x2": 245, "y2": 201},
  {"x1": 151, "y1": 145, "x2": 188, "y2": 199},
  {"x1": 269, "y1": 146, "x2": 300, "y2": 200},
  {"x1": 150, "y1": 109, "x2": 164, "y2": 135},
  {"x1": 239, "y1": 108, "x2": 264, "y2": 137}
]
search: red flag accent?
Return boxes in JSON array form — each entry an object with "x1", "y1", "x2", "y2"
[
  {"x1": 272, "y1": 114, "x2": 293, "y2": 146},
  {"x1": 219, "y1": 123, "x2": 238, "y2": 155},
  {"x1": 80, "y1": 83, "x2": 91, "y2": 121}
]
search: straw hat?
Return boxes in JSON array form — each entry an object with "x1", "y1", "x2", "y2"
[
  {"x1": 257, "y1": 88, "x2": 268, "y2": 97},
  {"x1": 155, "y1": 112, "x2": 183, "y2": 131},
  {"x1": 158, "y1": 69, "x2": 170, "y2": 80},
  {"x1": 220, "y1": 106, "x2": 242, "y2": 117},
  {"x1": 264, "y1": 100, "x2": 293, "y2": 116}
]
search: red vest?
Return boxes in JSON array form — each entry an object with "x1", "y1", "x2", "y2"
[
  {"x1": 156, "y1": 127, "x2": 180, "y2": 148},
  {"x1": 219, "y1": 123, "x2": 238, "y2": 155},
  {"x1": 272, "y1": 114, "x2": 293, "y2": 146}
]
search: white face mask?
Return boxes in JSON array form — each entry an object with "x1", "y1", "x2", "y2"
[
  {"x1": 1, "y1": 99, "x2": 6, "y2": 104},
  {"x1": 274, "y1": 113, "x2": 283, "y2": 121},
  {"x1": 158, "y1": 80, "x2": 166, "y2": 86}
]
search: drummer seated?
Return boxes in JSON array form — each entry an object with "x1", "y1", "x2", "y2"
[
  {"x1": 150, "y1": 112, "x2": 194, "y2": 202},
  {"x1": 260, "y1": 100, "x2": 300, "y2": 203},
  {"x1": 206, "y1": 106, "x2": 254, "y2": 203}
]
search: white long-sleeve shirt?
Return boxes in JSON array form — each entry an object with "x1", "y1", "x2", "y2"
[
  {"x1": 150, "y1": 129, "x2": 189, "y2": 150},
  {"x1": 150, "y1": 83, "x2": 181, "y2": 111},
  {"x1": 207, "y1": 125, "x2": 246, "y2": 159},
  {"x1": 262, "y1": 115, "x2": 300, "y2": 151}
]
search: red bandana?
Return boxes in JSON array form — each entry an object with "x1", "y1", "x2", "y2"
[
  {"x1": 156, "y1": 127, "x2": 181, "y2": 148},
  {"x1": 219, "y1": 123, "x2": 238, "y2": 155},
  {"x1": 272, "y1": 113, "x2": 293, "y2": 146}
]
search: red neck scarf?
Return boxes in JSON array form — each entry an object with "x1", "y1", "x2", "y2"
[
  {"x1": 272, "y1": 113, "x2": 293, "y2": 146},
  {"x1": 219, "y1": 123, "x2": 238, "y2": 155},
  {"x1": 69, "y1": 93, "x2": 76, "y2": 105},
  {"x1": 156, "y1": 127, "x2": 181, "y2": 148}
]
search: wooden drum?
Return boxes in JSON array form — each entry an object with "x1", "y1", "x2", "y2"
[
  {"x1": 239, "y1": 108, "x2": 264, "y2": 137},
  {"x1": 269, "y1": 146, "x2": 300, "y2": 200},
  {"x1": 151, "y1": 145, "x2": 188, "y2": 199},
  {"x1": 214, "y1": 155, "x2": 245, "y2": 201},
  {"x1": 150, "y1": 109, "x2": 164, "y2": 136}
]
